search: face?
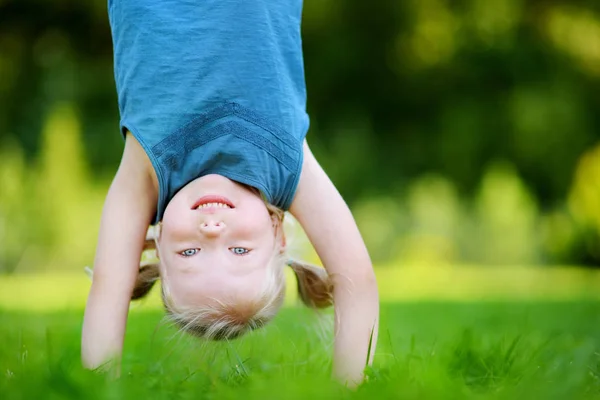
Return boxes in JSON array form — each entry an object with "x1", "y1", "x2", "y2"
[{"x1": 159, "y1": 175, "x2": 281, "y2": 307}]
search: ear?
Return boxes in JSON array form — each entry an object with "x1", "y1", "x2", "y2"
[
  {"x1": 279, "y1": 231, "x2": 287, "y2": 254},
  {"x1": 143, "y1": 224, "x2": 160, "y2": 251},
  {"x1": 143, "y1": 224, "x2": 162, "y2": 262},
  {"x1": 270, "y1": 214, "x2": 287, "y2": 253}
]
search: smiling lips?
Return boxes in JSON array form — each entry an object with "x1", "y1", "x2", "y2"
[{"x1": 192, "y1": 195, "x2": 235, "y2": 210}]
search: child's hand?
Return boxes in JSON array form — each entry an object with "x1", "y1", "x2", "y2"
[
  {"x1": 290, "y1": 141, "x2": 379, "y2": 386},
  {"x1": 82, "y1": 134, "x2": 158, "y2": 370}
]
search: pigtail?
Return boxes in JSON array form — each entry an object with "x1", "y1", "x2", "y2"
[
  {"x1": 131, "y1": 225, "x2": 161, "y2": 300},
  {"x1": 287, "y1": 260, "x2": 333, "y2": 309},
  {"x1": 132, "y1": 261, "x2": 160, "y2": 300}
]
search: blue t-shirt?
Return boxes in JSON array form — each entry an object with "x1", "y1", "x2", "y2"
[{"x1": 108, "y1": 0, "x2": 309, "y2": 222}]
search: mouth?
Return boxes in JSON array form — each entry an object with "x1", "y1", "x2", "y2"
[{"x1": 192, "y1": 195, "x2": 235, "y2": 210}]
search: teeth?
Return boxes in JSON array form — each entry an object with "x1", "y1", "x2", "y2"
[{"x1": 197, "y1": 202, "x2": 231, "y2": 209}]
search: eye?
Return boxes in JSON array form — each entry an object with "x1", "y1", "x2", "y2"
[
  {"x1": 230, "y1": 247, "x2": 250, "y2": 255},
  {"x1": 180, "y1": 248, "x2": 199, "y2": 257}
]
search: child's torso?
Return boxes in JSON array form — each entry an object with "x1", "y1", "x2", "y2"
[{"x1": 109, "y1": 0, "x2": 308, "y2": 221}]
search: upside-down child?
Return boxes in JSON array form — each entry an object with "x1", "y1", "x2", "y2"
[{"x1": 82, "y1": 0, "x2": 379, "y2": 385}]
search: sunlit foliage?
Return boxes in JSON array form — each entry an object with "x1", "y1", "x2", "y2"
[{"x1": 1, "y1": 0, "x2": 600, "y2": 271}]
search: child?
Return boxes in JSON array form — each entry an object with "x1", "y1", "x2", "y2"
[{"x1": 82, "y1": 0, "x2": 379, "y2": 385}]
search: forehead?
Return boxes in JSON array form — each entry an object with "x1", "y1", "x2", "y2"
[{"x1": 165, "y1": 259, "x2": 272, "y2": 306}]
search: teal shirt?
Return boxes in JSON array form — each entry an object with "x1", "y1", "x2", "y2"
[{"x1": 108, "y1": 0, "x2": 308, "y2": 222}]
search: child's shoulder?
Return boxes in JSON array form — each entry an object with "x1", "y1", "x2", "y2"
[{"x1": 119, "y1": 132, "x2": 159, "y2": 194}]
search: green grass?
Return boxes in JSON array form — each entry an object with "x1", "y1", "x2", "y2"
[
  {"x1": 4, "y1": 266, "x2": 600, "y2": 312},
  {"x1": 3, "y1": 302, "x2": 600, "y2": 399}
]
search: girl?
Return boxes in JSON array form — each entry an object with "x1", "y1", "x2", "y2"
[{"x1": 82, "y1": 0, "x2": 379, "y2": 385}]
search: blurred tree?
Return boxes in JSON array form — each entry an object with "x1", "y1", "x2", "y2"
[
  {"x1": 0, "y1": 0, "x2": 121, "y2": 173},
  {"x1": 569, "y1": 143, "x2": 600, "y2": 265},
  {"x1": 301, "y1": 0, "x2": 599, "y2": 206},
  {"x1": 1, "y1": 0, "x2": 600, "y2": 269}
]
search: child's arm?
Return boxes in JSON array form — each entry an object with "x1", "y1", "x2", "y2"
[
  {"x1": 81, "y1": 134, "x2": 157, "y2": 372},
  {"x1": 289, "y1": 141, "x2": 379, "y2": 386}
]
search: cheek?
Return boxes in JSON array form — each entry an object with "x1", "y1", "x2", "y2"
[
  {"x1": 234, "y1": 219, "x2": 274, "y2": 241},
  {"x1": 238, "y1": 206, "x2": 274, "y2": 232},
  {"x1": 232, "y1": 212, "x2": 275, "y2": 246},
  {"x1": 162, "y1": 201, "x2": 194, "y2": 237},
  {"x1": 163, "y1": 195, "x2": 188, "y2": 222}
]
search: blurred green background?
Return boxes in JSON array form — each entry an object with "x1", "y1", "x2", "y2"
[{"x1": 1, "y1": 0, "x2": 600, "y2": 306}]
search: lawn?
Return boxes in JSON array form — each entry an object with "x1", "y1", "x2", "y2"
[
  {"x1": 2, "y1": 301, "x2": 600, "y2": 399},
  {"x1": 3, "y1": 266, "x2": 600, "y2": 399}
]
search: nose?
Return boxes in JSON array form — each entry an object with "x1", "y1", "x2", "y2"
[{"x1": 198, "y1": 220, "x2": 225, "y2": 237}]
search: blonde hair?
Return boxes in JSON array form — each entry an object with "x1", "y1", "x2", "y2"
[{"x1": 132, "y1": 204, "x2": 333, "y2": 340}]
